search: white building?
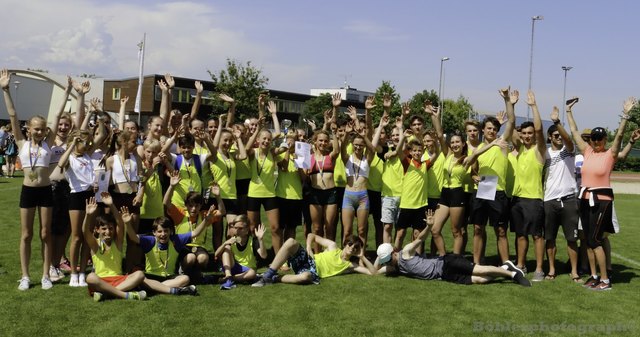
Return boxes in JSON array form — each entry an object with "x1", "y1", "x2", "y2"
[{"x1": 310, "y1": 86, "x2": 374, "y2": 104}]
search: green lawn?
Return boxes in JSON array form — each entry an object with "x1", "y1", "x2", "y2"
[{"x1": 0, "y1": 175, "x2": 638, "y2": 336}]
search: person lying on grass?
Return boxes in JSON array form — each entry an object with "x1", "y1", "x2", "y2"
[
  {"x1": 123, "y1": 210, "x2": 219, "y2": 296},
  {"x1": 84, "y1": 193, "x2": 147, "y2": 302},
  {"x1": 251, "y1": 234, "x2": 377, "y2": 287},
  {"x1": 214, "y1": 215, "x2": 267, "y2": 290},
  {"x1": 374, "y1": 209, "x2": 531, "y2": 287}
]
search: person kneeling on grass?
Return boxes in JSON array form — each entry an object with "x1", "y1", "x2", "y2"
[
  {"x1": 124, "y1": 211, "x2": 218, "y2": 296},
  {"x1": 215, "y1": 215, "x2": 267, "y2": 290},
  {"x1": 252, "y1": 234, "x2": 377, "y2": 287},
  {"x1": 84, "y1": 193, "x2": 146, "y2": 302},
  {"x1": 374, "y1": 210, "x2": 531, "y2": 287}
]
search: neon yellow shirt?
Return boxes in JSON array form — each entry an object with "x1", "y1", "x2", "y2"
[
  {"x1": 477, "y1": 143, "x2": 507, "y2": 192},
  {"x1": 231, "y1": 238, "x2": 257, "y2": 270},
  {"x1": 399, "y1": 158, "x2": 428, "y2": 209},
  {"x1": 314, "y1": 248, "x2": 351, "y2": 279},
  {"x1": 140, "y1": 169, "x2": 164, "y2": 219},
  {"x1": 171, "y1": 155, "x2": 203, "y2": 208},
  {"x1": 506, "y1": 152, "x2": 518, "y2": 198},
  {"x1": 513, "y1": 145, "x2": 544, "y2": 199},
  {"x1": 210, "y1": 152, "x2": 237, "y2": 199},
  {"x1": 426, "y1": 152, "x2": 445, "y2": 199},
  {"x1": 443, "y1": 154, "x2": 467, "y2": 188},
  {"x1": 275, "y1": 153, "x2": 303, "y2": 200},
  {"x1": 381, "y1": 155, "x2": 403, "y2": 197},
  {"x1": 248, "y1": 149, "x2": 277, "y2": 198},
  {"x1": 145, "y1": 240, "x2": 179, "y2": 277},
  {"x1": 92, "y1": 241, "x2": 123, "y2": 278},
  {"x1": 366, "y1": 154, "x2": 383, "y2": 192}
]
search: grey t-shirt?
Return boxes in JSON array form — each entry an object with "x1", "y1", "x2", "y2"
[{"x1": 398, "y1": 253, "x2": 444, "y2": 280}]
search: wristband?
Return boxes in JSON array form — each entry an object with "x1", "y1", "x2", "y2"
[{"x1": 552, "y1": 120, "x2": 561, "y2": 125}]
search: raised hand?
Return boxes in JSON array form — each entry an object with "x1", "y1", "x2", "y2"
[
  {"x1": 550, "y1": 106, "x2": 560, "y2": 122},
  {"x1": 509, "y1": 89, "x2": 520, "y2": 105},
  {"x1": 383, "y1": 93, "x2": 392, "y2": 110},
  {"x1": 90, "y1": 98, "x2": 103, "y2": 112},
  {"x1": 423, "y1": 209, "x2": 435, "y2": 226},
  {"x1": 395, "y1": 116, "x2": 403, "y2": 129},
  {"x1": 101, "y1": 192, "x2": 113, "y2": 206},
  {"x1": 380, "y1": 115, "x2": 390, "y2": 128},
  {"x1": 209, "y1": 183, "x2": 220, "y2": 197},
  {"x1": 0, "y1": 69, "x2": 10, "y2": 90},
  {"x1": 120, "y1": 206, "x2": 133, "y2": 223},
  {"x1": 169, "y1": 170, "x2": 181, "y2": 186},
  {"x1": 232, "y1": 127, "x2": 242, "y2": 140},
  {"x1": 332, "y1": 92, "x2": 342, "y2": 107},
  {"x1": 495, "y1": 111, "x2": 507, "y2": 125},
  {"x1": 346, "y1": 106, "x2": 358, "y2": 121},
  {"x1": 526, "y1": 90, "x2": 536, "y2": 106},
  {"x1": 219, "y1": 93, "x2": 235, "y2": 104},
  {"x1": 306, "y1": 119, "x2": 317, "y2": 130},
  {"x1": 65, "y1": 76, "x2": 73, "y2": 92},
  {"x1": 258, "y1": 93, "x2": 267, "y2": 111},
  {"x1": 157, "y1": 79, "x2": 168, "y2": 91},
  {"x1": 86, "y1": 197, "x2": 98, "y2": 215},
  {"x1": 323, "y1": 109, "x2": 334, "y2": 124},
  {"x1": 365, "y1": 96, "x2": 376, "y2": 110},
  {"x1": 566, "y1": 97, "x2": 579, "y2": 111},
  {"x1": 267, "y1": 101, "x2": 277, "y2": 115},
  {"x1": 623, "y1": 97, "x2": 637, "y2": 116},
  {"x1": 498, "y1": 87, "x2": 510, "y2": 100},
  {"x1": 255, "y1": 223, "x2": 266, "y2": 240},
  {"x1": 79, "y1": 81, "x2": 91, "y2": 94},
  {"x1": 194, "y1": 81, "x2": 203, "y2": 94},
  {"x1": 120, "y1": 96, "x2": 129, "y2": 105},
  {"x1": 205, "y1": 204, "x2": 218, "y2": 220},
  {"x1": 164, "y1": 74, "x2": 175, "y2": 89},
  {"x1": 631, "y1": 129, "x2": 640, "y2": 142},
  {"x1": 423, "y1": 101, "x2": 437, "y2": 116}
]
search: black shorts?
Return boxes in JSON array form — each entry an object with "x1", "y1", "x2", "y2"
[
  {"x1": 145, "y1": 273, "x2": 178, "y2": 282},
  {"x1": 309, "y1": 187, "x2": 338, "y2": 205},
  {"x1": 277, "y1": 197, "x2": 302, "y2": 228},
  {"x1": 301, "y1": 185, "x2": 312, "y2": 227},
  {"x1": 441, "y1": 254, "x2": 474, "y2": 285},
  {"x1": 20, "y1": 185, "x2": 53, "y2": 208},
  {"x1": 222, "y1": 198, "x2": 239, "y2": 215},
  {"x1": 68, "y1": 190, "x2": 95, "y2": 211},
  {"x1": 235, "y1": 179, "x2": 250, "y2": 196},
  {"x1": 510, "y1": 197, "x2": 544, "y2": 237},
  {"x1": 580, "y1": 198, "x2": 614, "y2": 249},
  {"x1": 247, "y1": 196, "x2": 278, "y2": 212},
  {"x1": 335, "y1": 187, "x2": 345, "y2": 210},
  {"x1": 439, "y1": 187, "x2": 467, "y2": 208},
  {"x1": 397, "y1": 206, "x2": 428, "y2": 230},
  {"x1": 51, "y1": 180, "x2": 71, "y2": 235},
  {"x1": 427, "y1": 198, "x2": 440, "y2": 211},
  {"x1": 544, "y1": 195, "x2": 579, "y2": 241},
  {"x1": 110, "y1": 190, "x2": 141, "y2": 214},
  {"x1": 464, "y1": 192, "x2": 474, "y2": 225},
  {"x1": 471, "y1": 191, "x2": 509, "y2": 228},
  {"x1": 368, "y1": 190, "x2": 382, "y2": 226}
]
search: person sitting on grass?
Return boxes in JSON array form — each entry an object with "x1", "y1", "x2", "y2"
[
  {"x1": 251, "y1": 234, "x2": 377, "y2": 287},
  {"x1": 164, "y1": 170, "x2": 225, "y2": 282},
  {"x1": 83, "y1": 193, "x2": 147, "y2": 302},
  {"x1": 124, "y1": 213, "x2": 216, "y2": 296},
  {"x1": 374, "y1": 210, "x2": 531, "y2": 287},
  {"x1": 215, "y1": 215, "x2": 267, "y2": 290}
]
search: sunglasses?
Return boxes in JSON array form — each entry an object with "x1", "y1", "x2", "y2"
[{"x1": 551, "y1": 133, "x2": 561, "y2": 139}]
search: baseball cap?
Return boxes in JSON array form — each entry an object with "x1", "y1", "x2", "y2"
[
  {"x1": 590, "y1": 127, "x2": 607, "y2": 141},
  {"x1": 377, "y1": 243, "x2": 394, "y2": 265}
]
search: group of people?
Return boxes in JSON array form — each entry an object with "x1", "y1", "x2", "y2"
[{"x1": 3, "y1": 67, "x2": 636, "y2": 301}]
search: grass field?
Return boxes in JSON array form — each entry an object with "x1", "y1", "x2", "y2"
[{"x1": 0, "y1": 175, "x2": 638, "y2": 336}]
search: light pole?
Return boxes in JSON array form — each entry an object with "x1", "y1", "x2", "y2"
[
  {"x1": 13, "y1": 80, "x2": 21, "y2": 110},
  {"x1": 527, "y1": 15, "x2": 543, "y2": 121},
  {"x1": 561, "y1": 66, "x2": 573, "y2": 125},
  {"x1": 439, "y1": 57, "x2": 449, "y2": 125}
]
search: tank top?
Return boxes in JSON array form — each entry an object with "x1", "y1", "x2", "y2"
[
  {"x1": 231, "y1": 238, "x2": 257, "y2": 269},
  {"x1": 145, "y1": 239, "x2": 179, "y2": 277},
  {"x1": 112, "y1": 153, "x2": 139, "y2": 184},
  {"x1": 140, "y1": 168, "x2": 164, "y2": 219},
  {"x1": 345, "y1": 154, "x2": 370, "y2": 179},
  {"x1": 92, "y1": 241, "x2": 123, "y2": 278},
  {"x1": 275, "y1": 154, "x2": 303, "y2": 200},
  {"x1": 443, "y1": 154, "x2": 467, "y2": 188},
  {"x1": 65, "y1": 154, "x2": 95, "y2": 193},
  {"x1": 513, "y1": 145, "x2": 543, "y2": 199},
  {"x1": 426, "y1": 152, "x2": 445, "y2": 199},
  {"x1": 477, "y1": 143, "x2": 507, "y2": 192},
  {"x1": 248, "y1": 149, "x2": 277, "y2": 198},
  {"x1": 18, "y1": 141, "x2": 51, "y2": 168},
  {"x1": 175, "y1": 211, "x2": 206, "y2": 248},
  {"x1": 209, "y1": 152, "x2": 237, "y2": 199},
  {"x1": 314, "y1": 249, "x2": 351, "y2": 279}
]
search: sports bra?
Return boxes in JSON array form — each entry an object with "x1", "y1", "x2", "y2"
[
  {"x1": 345, "y1": 154, "x2": 369, "y2": 179},
  {"x1": 49, "y1": 143, "x2": 67, "y2": 165},
  {"x1": 310, "y1": 154, "x2": 335, "y2": 174},
  {"x1": 112, "y1": 153, "x2": 139, "y2": 184},
  {"x1": 18, "y1": 141, "x2": 52, "y2": 168}
]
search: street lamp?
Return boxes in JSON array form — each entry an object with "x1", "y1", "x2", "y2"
[
  {"x1": 561, "y1": 66, "x2": 573, "y2": 125},
  {"x1": 527, "y1": 15, "x2": 544, "y2": 121},
  {"x1": 439, "y1": 57, "x2": 450, "y2": 125},
  {"x1": 13, "y1": 80, "x2": 21, "y2": 110}
]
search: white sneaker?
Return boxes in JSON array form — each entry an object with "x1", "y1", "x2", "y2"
[
  {"x1": 41, "y1": 277, "x2": 53, "y2": 290},
  {"x1": 69, "y1": 273, "x2": 79, "y2": 287},
  {"x1": 18, "y1": 277, "x2": 30, "y2": 291},
  {"x1": 78, "y1": 273, "x2": 88, "y2": 287},
  {"x1": 49, "y1": 266, "x2": 64, "y2": 282}
]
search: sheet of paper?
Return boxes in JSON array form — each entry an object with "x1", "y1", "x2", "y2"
[
  {"x1": 95, "y1": 170, "x2": 111, "y2": 202},
  {"x1": 476, "y1": 175, "x2": 498, "y2": 201},
  {"x1": 294, "y1": 141, "x2": 311, "y2": 169}
]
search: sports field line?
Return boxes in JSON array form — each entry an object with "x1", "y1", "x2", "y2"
[{"x1": 612, "y1": 252, "x2": 640, "y2": 268}]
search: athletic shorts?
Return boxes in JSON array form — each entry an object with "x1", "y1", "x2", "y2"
[
  {"x1": 145, "y1": 273, "x2": 178, "y2": 282},
  {"x1": 441, "y1": 254, "x2": 474, "y2": 285},
  {"x1": 544, "y1": 194, "x2": 579, "y2": 241},
  {"x1": 110, "y1": 190, "x2": 141, "y2": 214},
  {"x1": 222, "y1": 198, "x2": 239, "y2": 215},
  {"x1": 509, "y1": 197, "x2": 544, "y2": 237},
  {"x1": 335, "y1": 187, "x2": 345, "y2": 210},
  {"x1": 471, "y1": 191, "x2": 509, "y2": 228},
  {"x1": 341, "y1": 189, "x2": 369, "y2": 211},
  {"x1": 277, "y1": 197, "x2": 302, "y2": 228},
  {"x1": 308, "y1": 187, "x2": 338, "y2": 205},
  {"x1": 88, "y1": 274, "x2": 128, "y2": 296},
  {"x1": 439, "y1": 187, "x2": 467, "y2": 208},
  {"x1": 427, "y1": 198, "x2": 440, "y2": 211},
  {"x1": 579, "y1": 198, "x2": 614, "y2": 249},
  {"x1": 230, "y1": 263, "x2": 251, "y2": 275},
  {"x1": 397, "y1": 206, "x2": 428, "y2": 230},
  {"x1": 20, "y1": 185, "x2": 53, "y2": 208},
  {"x1": 235, "y1": 179, "x2": 250, "y2": 196},
  {"x1": 381, "y1": 196, "x2": 401, "y2": 224},
  {"x1": 368, "y1": 190, "x2": 382, "y2": 226},
  {"x1": 68, "y1": 189, "x2": 95, "y2": 211},
  {"x1": 51, "y1": 180, "x2": 71, "y2": 235},
  {"x1": 247, "y1": 196, "x2": 278, "y2": 212},
  {"x1": 288, "y1": 246, "x2": 320, "y2": 284}
]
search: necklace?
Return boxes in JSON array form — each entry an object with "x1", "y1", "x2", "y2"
[{"x1": 28, "y1": 141, "x2": 41, "y2": 181}]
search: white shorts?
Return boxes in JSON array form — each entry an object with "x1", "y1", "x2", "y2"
[{"x1": 381, "y1": 196, "x2": 401, "y2": 224}]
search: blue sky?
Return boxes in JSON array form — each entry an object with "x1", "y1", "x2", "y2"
[{"x1": 2, "y1": 0, "x2": 638, "y2": 130}]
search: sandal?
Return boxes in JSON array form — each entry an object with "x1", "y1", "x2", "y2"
[
  {"x1": 545, "y1": 274, "x2": 556, "y2": 280},
  {"x1": 570, "y1": 275, "x2": 582, "y2": 283}
]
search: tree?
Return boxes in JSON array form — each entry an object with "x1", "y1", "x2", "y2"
[
  {"x1": 441, "y1": 95, "x2": 475, "y2": 134},
  {"x1": 207, "y1": 59, "x2": 269, "y2": 122},
  {"x1": 369, "y1": 81, "x2": 402, "y2": 124},
  {"x1": 408, "y1": 90, "x2": 440, "y2": 129},
  {"x1": 302, "y1": 93, "x2": 332, "y2": 128}
]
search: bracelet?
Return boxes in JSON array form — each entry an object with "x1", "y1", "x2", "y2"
[
  {"x1": 620, "y1": 114, "x2": 630, "y2": 120},
  {"x1": 552, "y1": 120, "x2": 561, "y2": 125}
]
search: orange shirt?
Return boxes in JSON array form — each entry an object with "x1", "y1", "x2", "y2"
[{"x1": 580, "y1": 147, "x2": 614, "y2": 201}]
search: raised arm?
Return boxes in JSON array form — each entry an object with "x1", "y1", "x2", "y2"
[
  {"x1": 191, "y1": 204, "x2": 217, "y2": 238},
  {"x1": 245, "y1": 120, "x2": 262, "y2": 158},
  {"x1": 426, "y1": 101, "x2": 447, "y2": 156},
  {"x1": 163, "y1": 171, "x2": 180, "y2": 210},
  {"x1": 321, "y1": 108, "x2": 334, "y2": 132},
  {"x1": 565, "y1": 98, "x2": 587, "y2": 153},
  {"x1": 267, "y1": 101, "x2": 281, "y2": 138},
  {"x1": 550, "y1": 106, "x2": 574, "y2": 153},
  {"x1": 306, "y1": 233, "x2": 337, "y2": 254},
  {"x1": 527, "y1": 90, "x2": 547, "y2": 163},
  {"x1": 189, "y1": 81, "x2": 203, "y2": 121},
  {"x1": 365, "y1": 95, "x2": 378, "y2": 139},
  {"x1": 611, "y1": 97, "x2": 637, "y2": 160},
  {"x1": 254, "y1": 223, "x2": 268, "y2": 259},
  {"x1": 57, "y1": 136, "x2": 80, "y2": 171},
  {"x1": 0, "y1": 69, "x2": 24, "y2": 142},
  {"x1": 47, "y1": 76, "x2": 73, "y2": 144},
  {"x1": 83, "y1": 197, "x2": 100, "y2": 253},
  {"x1": 619, "y1": 129, "x2": 640, "y2": 161},
  {"x1": 402, "y1": 210, "x2": 434, "y2": 256},
  {"x1": 118, "y1": 96, "x2": 129, "y2": 131},
  {"x1": 219, "y1": 94, "x2": 236, "y2": 129},
  {"x1": 499, "y1": 87, "x2": 518, "y2": 144}
]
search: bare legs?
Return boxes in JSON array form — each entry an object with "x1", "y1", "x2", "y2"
[{"x1": 20, "y1": 207, "x2": 52, "y2": 280}]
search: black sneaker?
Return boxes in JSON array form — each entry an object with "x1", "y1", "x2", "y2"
[
  {"x1": 178, "y1": 285, "x2": 198, "y2": 296},
  {"x1": 583, "y1": 276, "x2": 600, "y2": 288},
  {"x1": 502, "y1": 260, "x2": 524, "y2": 277},
  {"x1": 513, "y1": 272, "x2": 532, "y2": 287}
]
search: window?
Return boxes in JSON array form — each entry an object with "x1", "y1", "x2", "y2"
[{"x1": 112, "y1": 88, "x2": 121, "y2": 100}]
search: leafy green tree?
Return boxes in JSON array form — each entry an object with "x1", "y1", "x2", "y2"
[
  {"x1": 441, "y1": 95, "x2": 475, "y2": 134},
  {"x1": 369, "y1": 81, "x2": 401, "y2": 124},
  {"x1": 302, "y1": 93, "x2": 332, "y2": 128},
  {"x1": 207, "y1": 58, "x2": 269, "y2": 122},
  {"x1": 408, "y1": 90, "x2": 440, "y2": 129}
]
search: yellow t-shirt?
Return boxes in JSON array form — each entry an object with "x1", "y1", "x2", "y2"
[
  {"x1": 506, "y1": 152, "x2": 518, "y2": 198},
  {"x1": 275, "y1": 153, "x2": 303, "y2": 200},
  {"x1": 248, "y1": 149, "x2": 277, "y2": 198},
  {"x1": 171, "y1": 155, "x2": 203, "y2": 208},
  {"x1": 314, "y1": 248, "x2": 351, "y2": 279},
  {"x1": 92, "y1": 241, "x2": 123, "y2": 278},
  {"x1": 399, "y1": 158, "x2": 429, "y2": 209},
  {"x1": 426, "y1": 152, "x2": 445, "y2": 199},
  {"x1": 477, "y1": 143, "x2": 507, "y2": 192},
  {"x1": 366, "y1": 154, "x2": 384, "y2": 192},
  {"x1": 210, "y1": 152, "x2": 237, "y2": 199},
  {"x1": 462, "y1": 147, "x2": 477, "y2": 193},
  {"x1": 513, "y1": 145, "x2": 544, "y2": 199},
  {"x1": 381, "y1": 155, "x2": 404, "y2": 197},
  {"x1": 140, "y1": 169, "x2": 164, "y2": 220},
  {"x1": 443, "y1": 154, "x2": 467, "y2": 189}
]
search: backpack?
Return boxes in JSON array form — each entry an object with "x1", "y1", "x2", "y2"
[
  {"x1": 5, "y1": 134, "x2": 17, "y2": 156},
  {"x1": 174, "y1": 154, "x2": 203, "y2": 178}
]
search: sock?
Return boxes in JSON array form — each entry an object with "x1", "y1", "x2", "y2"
[
  {"x1": 510, "y1": 271, "x2": 517, "y2": 278},
  {"x1": 170, "y1": 287, "x2": 178, "y2": 295},
  {"x1": 263, "y1": 268, "x2": 277, "y2": 280},
  {"x1": 501, "y1": 265, "x2": 509, "y2": 270},
  {"x1": 602, "y1": 279, "x2": 610, "y2": 284},
  {"x1": 125, "y1": 292, "x2": 130, "y2": 300},
  {"x1": 592, "y1": 275, "x2": 598, "y2": 280}
]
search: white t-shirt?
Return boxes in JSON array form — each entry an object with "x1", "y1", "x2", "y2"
[
  {"x1": 544, "y1": 146, "x2": 577, "y2": 201},
  {"x1": 574, "y1": 154, "x2": 584, "y2": 188}
]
